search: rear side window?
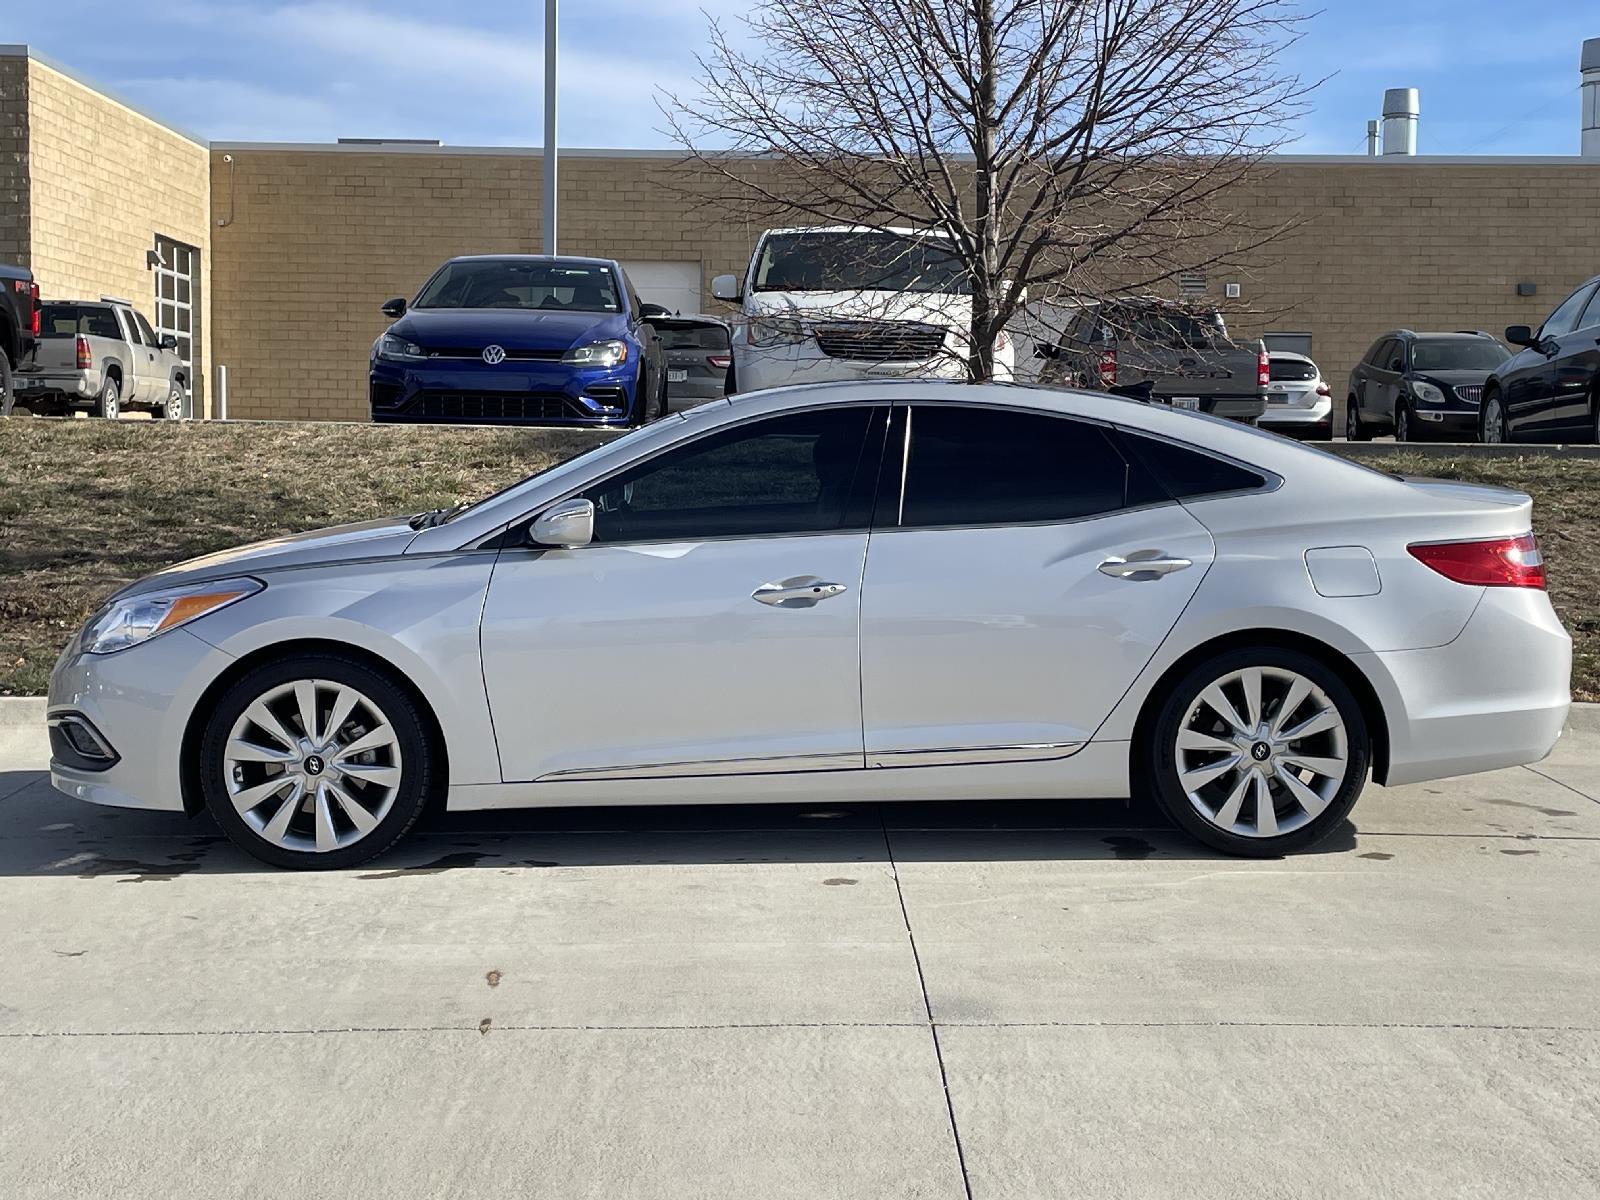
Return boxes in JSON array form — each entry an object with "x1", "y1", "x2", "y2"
[
  {"x1": 899, "y1": 405, "x2": 1130, "y2": 527},
  {"x1": 1269, "y1": 359, "x2": 1318, "y2": 382},
  {"x1": 1121, "y1": 432, "x2": 1266, "y2": 499},
  {"x1": 40, "y1": 304, "x2": 121, "y2": 339}
]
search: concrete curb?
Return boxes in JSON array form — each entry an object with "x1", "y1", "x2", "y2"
[{"x1": 1328, "y1": 441, "x2": 1600, "y2": 461}]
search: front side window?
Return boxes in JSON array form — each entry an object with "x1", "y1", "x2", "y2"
[
  {"x1": 898, "y1": 405, "x2": 1130, "y2": 527},
  {"x1": 132, "y1": 310, "x2": 159, "y2": 345},
  {"x1": 1410, "y1": 340, "x2": 1511, "y2": 372},
  {"x1": 580, "y1": 407, "x2": 878, "y2": 543},
  {"x1": 1540, "y1": 284, "x2": 1600, "y2": 340},
  {"x1": 415, "y1": 259, "x2": 621, "y2": 313},
  {"x1": 120, "y1": 309, "x2": 144, "y2": 345}
]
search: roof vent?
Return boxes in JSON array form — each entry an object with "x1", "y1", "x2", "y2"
[{"x1": 1382, "y1": 88, "x2": 1419, "y2": 156}]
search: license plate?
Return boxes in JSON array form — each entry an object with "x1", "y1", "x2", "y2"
[
  {"x1": 667, "y1": 370, "x2": 688, "y2": 383},
  {"x1": 1169, "y1": 396, "x2": 1200, "y2": 411},
  {"x1": 1267, "y1": 390, "x2": 1289, "y2": 404}
]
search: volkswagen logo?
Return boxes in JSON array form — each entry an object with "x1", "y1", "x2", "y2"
[{"x1": 482, "y1": 345, "x2": 507, "y2": 365}]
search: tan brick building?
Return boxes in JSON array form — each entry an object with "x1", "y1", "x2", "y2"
[{"x1": 4, "y1": 44, "x2": 1599, "y2": 423}]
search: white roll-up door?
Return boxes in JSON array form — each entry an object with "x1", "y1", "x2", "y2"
[{"x1": 620, "y1": 261, "x2": 702, "y2": 316}]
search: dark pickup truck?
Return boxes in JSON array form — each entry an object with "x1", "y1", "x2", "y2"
[{"x1": 0, "y1": 263, "x2": 40, "y2": 415}]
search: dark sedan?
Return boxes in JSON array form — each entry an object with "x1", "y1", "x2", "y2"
[
  {"x1": 369, "y1": 255, "x2": 667, "y2": 426},
  {"x1": 1481, "y1": 275, "x2": 1600, "y2": 444},
  {"x1": 1346, "y1": 330, "x2": 1509, "y2": 443}
]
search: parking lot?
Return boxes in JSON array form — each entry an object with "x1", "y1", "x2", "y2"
[{"x1": 3, "y1": 705, "x2": 1597, "y2": 1198}]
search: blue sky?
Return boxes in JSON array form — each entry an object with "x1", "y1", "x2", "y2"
[{"x1": 6, "y1": 1, "x2": 1596, "y2": 154}]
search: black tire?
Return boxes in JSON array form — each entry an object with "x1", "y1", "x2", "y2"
[
  {"x1": 1144, "y1": 646, "x2": 1371, "y2": 858},
  {"x1": 164, "y1": 382, "x2": 186, "y2": 420},
  {"x1": 724, "y1": 359, "x2": 738, "y2": 396},
  {"x1": 1345, "y1": 397, "x2": 1369, "y2": 441},
  {"x1": 198, "y1": 654, "x2": 437, "y2": 870},
  {"x1": 0, "y1": 344, "x2": 13, "y2": 417},
  {"x1": 1480, "y1": 388, "x2": 1510, "y2": 444},
  {"x1": 1394, "y1": 402, "x2": 1412, "y2": 443},
  {"x1": 657, "y1": 370, "x2": 670, "y2": 419},
  {"x1": 628, "y1": 369, "x2": 649, "y2": 427},
  {"x1": 95, "y1": 376, "x2": 121, "y2": 420}
]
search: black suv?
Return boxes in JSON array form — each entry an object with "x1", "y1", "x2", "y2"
[
  {"x1": 1346, "y1": 330, "x2": 1509, "y2": 443},
  {"x1": 1480, "y1": 274, "x2": 1600, "y2": 444}
]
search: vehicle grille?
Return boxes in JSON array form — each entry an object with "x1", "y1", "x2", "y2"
[
  {"x1": 425, "y1": 347, "x2": 566, "y2": 361},
  {"x1": 1453, "y1": 385, "x2": 1483, "y2": 405},
  {"x1": 413, "y1": 391, "x2": 588, "y2": 421},
  {"x1": 813, "y1": 322, "x2": 946, "y2": 363}
]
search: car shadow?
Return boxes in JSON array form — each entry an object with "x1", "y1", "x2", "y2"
[{"x1": 0, "y1": 769, "x2": 1358, "y2": 878}]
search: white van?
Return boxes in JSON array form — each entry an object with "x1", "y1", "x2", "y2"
[{"x1": 711, "y1": 226, "x2": 1015, "y2": 392}]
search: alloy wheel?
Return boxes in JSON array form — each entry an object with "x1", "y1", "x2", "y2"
[
  {"x1": 1174, "y1": 666, "x2": 1349, "y2": 839},
  {"x1": 223, "y1": 679, "x2": 403, "y2": 854},
  {"x1": 1345, "y1": 402, "x2": 1359, "y2": 441},
  {"x1": 1483, "y1": 394, "x2": 1505, "y2": 443},
  {"x1": 167, "y1": 388, "x2": 185, "y2": 419}
]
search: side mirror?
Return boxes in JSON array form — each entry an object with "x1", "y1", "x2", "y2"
[
  {"x1": 530, "y1": 497, "x2": 595, "y2": 548},
  {"x1": 159, "y1": 334, "x2": 178, "y2": 350},
  {"x1": 381, "y1": 297, "x2": 408, "y2": 318},
  {"x1": 710, "y1": 274, "x2": 741, "y2": 302},
  {"x1": 1504, "y1": 324, "x2": 1535, "y2": 348},
  {"x1": 639, "y1": 302, "x2": 672, "y2": 319}
]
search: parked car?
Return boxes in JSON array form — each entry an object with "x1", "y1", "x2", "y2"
[
  {"x1": 1346, "y1": 330, "x2": 1509, "y2": 442},
  {"x1": 0, "y1": 263, "x2": 39, "y2": 416},
  {"x1": 369, "y1": 255, "x2": 668, "y2": 427},
  {"x1": 1480, "y1": 275, "x2": 1600, "y2": 444},
  {"x1": 1035, "y1": 299, "x2": 1268, "y2": 423},
  {"x1": 655, "y1": 314, "x2": 732, "y2": 408},
  {"x1": 711, "y1": 226, "x2": 1014, "y2": 392},
  {"x1": 48, "y1": 380, "x2": 1568, "y2": 870},
  {"x1": 1258, "y1": 351, "x2": 1333, "y2": 439},
  {"x1": 15, "y1": 298, "x2": 188, "y2": 419}
]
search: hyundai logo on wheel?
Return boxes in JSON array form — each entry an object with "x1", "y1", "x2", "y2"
[{"x1": 482, "y1": 344, "x2": 507, "y2": 365}]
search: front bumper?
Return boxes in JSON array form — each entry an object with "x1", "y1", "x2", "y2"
[
  {"x1": 47, "y1": 627, "x2": 235, "y2": 813},
  {"x1": 735, "y1": 339, "x2": 1016, "y2": 392},
  {"x1": 1364, "y1": 588, "x2": 1571, "y2": 786},
  {"x1": 1409, "y1": 406, "x2": 1479, "y2": 440},
  {"x1": 369, "y1": 358, "x2": 641, "y2": 426}
]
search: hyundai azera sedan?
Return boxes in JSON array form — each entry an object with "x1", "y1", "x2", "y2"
[{"x1": 49, "y1": 382, "x2": 1570, "y2": 869}]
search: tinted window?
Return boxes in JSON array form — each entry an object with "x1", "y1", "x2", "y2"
[
  {"x1": 658, "y1": 322, "x2": 730, "y2": 351},
  {"x1": 416, "y1": 259, "x2": 621, "y2": 313},
  {"x1": 1410, "y1": 340, "x2": 1511, "y2": 371},
  {"x1": 581, "y1": 408, "x2": 876, "y2": 543},
  {"x1": 120, "y1": 309, "x2": 144, "y2": 345},
  {"x1": 1361, "y1": 338, "x2": 1388, "y2": 367},
  {"x1": 752, "y1": 232, "x2": 968, "y2": 295},
  {"x1": 39, "y1": 304, "x2": 121, "y2": 339},
  {"x1": 1269, "y1": 358, "x2": 1318, "y2": 382},
  {"x1": 1122, "y1": 432, "x2": 1266, "y2": 499},
  {"x1": 132, "y1": 310, "x2": 159, "y2": 345},
  {"x1": 899, "y1": 406, "x2": 1129, "y2": 527},
  {"x1": 1541, "y1": 284, "x2": 1599, "y2": 340},
  {"x1": 1577, "y1": 287, "x2": 1600, "y2": 334}
]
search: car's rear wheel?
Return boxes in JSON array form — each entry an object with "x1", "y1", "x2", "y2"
[
  {"x1": 199, "y1": 655, "x2": 436, "y2": 869},
  {"x1": 95, "y1": 377, "x2": 120, "y2": 420},
  {"x1": 1481, "y1": 389, "x2": 1509, "y2": 444},
  {"x1": 1344, "y1": 398, "x2": 1369, "y2": 441},
  {"x1": 1146, "y1": 647, "x2": 1370, "y2": 857}
]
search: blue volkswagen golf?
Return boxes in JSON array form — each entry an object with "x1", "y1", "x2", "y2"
[{"x1": 369, "y1": 255, "x2": 669, "y2": 426}]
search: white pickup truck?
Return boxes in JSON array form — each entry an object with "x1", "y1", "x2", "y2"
[
  {"x1": 712, "y1": 226, "x2": 1014, "y2": 393},
  {"x1": 15, "y1": 297, "x2": 187, "y2": 419}
]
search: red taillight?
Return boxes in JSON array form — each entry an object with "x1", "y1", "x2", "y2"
[
  {"x1": 1315, "y1": 382, "x2": 1331, "y2": 397},
  {"x1": 1408, "y1": 534, "x2": 1545, "y2": 589},
  {"x1": 1097, "y1": 348, "x2": 1117, "y2": 387},
  {"x1": 706, "y1": 354, "x2": 732, "y2": 369},
  {"x1": 1257, "y1": 349, "x2": 1270, "y2": 389},
  {"x1": 28, "y1": 282, "x2": 39, "y2": 336},
  {"x1": 75, "y1": 336, "x2": 91, "y2": 370}
]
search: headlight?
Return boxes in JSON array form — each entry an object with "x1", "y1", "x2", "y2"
[
  {"x1": 377, "y1": 334, "x2": 426, "y2": 362},
  {"x1": 563, "y1": 339, "x2": 629, "y2": 367},
  {"x1": 747, "y1": 317, "x2": 812, "y2": 347},
  {"x1": 80, "y1": 578, "x2": 263, "y2": 655},
  {"x1": 1412, "y1": 381, "x2": 1446, "y2": 404}
]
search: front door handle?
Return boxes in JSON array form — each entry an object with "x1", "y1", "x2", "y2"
[
  {"x1": 1099, "y1": 551, "x2": 1193, "y2": 581},
  {"x1": 752, "y1": 576, "x2": 848, "y2": 608}
]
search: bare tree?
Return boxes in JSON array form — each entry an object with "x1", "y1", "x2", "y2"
[{"x1": 664, "y1": 0, "x2": 1312, "y2": 381}]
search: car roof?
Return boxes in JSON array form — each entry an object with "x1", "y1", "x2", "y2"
[
  {"x1": 758, "y1": 225, "x2": 950, "y2": 239},
  {"x1": 444, "y1": 254, "x2": 620, "y2": 268},
  {"x1": 1384, "y1": 329, "x2": 1496, "y2": 342}
]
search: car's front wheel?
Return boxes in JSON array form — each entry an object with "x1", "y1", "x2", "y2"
[
  {"x1": 1146, "y1": 647, "x2": 1370, "y2": 857},
  {"x1": 1345, "y1": 398, "x2": 1369, "y2": 441},
  {"x1": 199, "y1": 655, "x2": 436, "y2": 869},
  {"x1": 1394, "y1": 402, "x2": 1412, "y2": 443},
  {"x1": 163, "y1": 382, "x2": 186, "y2": 420},
  {"x1": 1481, "y1": 389, "x2": 1509, "y2": 444}
]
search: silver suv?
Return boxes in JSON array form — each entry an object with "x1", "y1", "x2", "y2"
[{"x1": 15, "y1": 297, "x2": 188, "y2": 419}]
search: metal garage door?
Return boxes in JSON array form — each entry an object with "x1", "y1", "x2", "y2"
[{"x1": 621, "y1": 261, "x2": 702, "y2": 316}]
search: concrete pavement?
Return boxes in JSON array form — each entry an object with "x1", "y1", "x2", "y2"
[{"x1": 1, "y1": 721, "x2": 1597, "y2": 1198}]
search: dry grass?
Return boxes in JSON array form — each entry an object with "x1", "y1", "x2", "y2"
[{"x1": 2, "y1": 421, "x2": 1596, "y2": 699}]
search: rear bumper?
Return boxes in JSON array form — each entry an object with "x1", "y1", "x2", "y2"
[
  {"x1": 15, "y1": 369, "x2": 99, "y2": 399},
  {"x1": 1259, "y1": 396, "x2": 1334, "y2": 437},
  {"x1": 1197, "y1": 396, "x2": 1268, "y2": 422},
  {"x1": 1363, "y1": 588, "x2": 1571, "y2": 786}
]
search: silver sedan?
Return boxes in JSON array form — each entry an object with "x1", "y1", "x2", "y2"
[{"x1": 47, "y1": 381, "x2": 1571, "y2": 869}]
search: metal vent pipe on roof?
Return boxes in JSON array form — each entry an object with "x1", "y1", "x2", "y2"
[
  {"x1": 1583, "y1": 38, "x2": 1600, "y2": 158},
  {"x1": 1382, "y1": 88, "x2": 1419, "y2": 156}
]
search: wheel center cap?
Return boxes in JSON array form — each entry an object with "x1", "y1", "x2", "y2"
[
  {"x1": 1250, "y1": 741, "x2": 1272, "y2": 763},
  {"x1": 303, "y1": 754, "x2": 326, "y2": 777}
]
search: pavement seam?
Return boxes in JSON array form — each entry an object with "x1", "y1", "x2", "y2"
[
  {"x1": 879, "y1": 807, "x2": 976, "y2": 1200},
  {"x1": 1522, "y1": 764, "x2": 1600, "y2": 808}
]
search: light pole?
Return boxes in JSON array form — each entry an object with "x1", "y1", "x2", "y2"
[{"x1": 543, "y1": 0, "x2": 558, "y2": 255}]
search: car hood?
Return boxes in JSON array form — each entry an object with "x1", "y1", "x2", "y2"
[
  {"x1": 1415, "y1": 369, "x2": 1497, "y2": 388},
  {"x1": 121, "y1": 517, "x2": 420, "y2": 597},
  {"x1": 393, "y1": 307, "x2": 629, "y2": 351},
  {"x1": 748, "y1": 289, "x2": 973, "y2": 330}
]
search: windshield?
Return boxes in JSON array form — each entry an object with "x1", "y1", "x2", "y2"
[
  {"x1": 1411, "y1": 340, "x2": 1510, "y2": 372},
  {"x1": 415, "y1": 259, "x2": 622, "y2": 313},
  {"x1": 434, "y1": 423, "x2": 661, "y2": 525},
  {"x1": 752, "y1": 232, "x2": 970, "y2": 295},
  {"x1": 658, "y1": 322, "x2": 729, "y2": 351}
]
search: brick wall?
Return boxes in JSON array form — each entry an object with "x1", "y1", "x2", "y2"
[
  {"x1": 25, "y1": 58, "x2": 211, "y2": 410},
  {"x1": 0, "y1": 57, "x2": 29, "y2": 270},
  {"x1": 208, "y1": 145, "x2": 1600, "y2": 423}
]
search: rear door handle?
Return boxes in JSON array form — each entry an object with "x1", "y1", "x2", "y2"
[
  {"x1": 752, "y1": 576, "x2": 848, "y2": 608},
  {"x1": 1099, "y1": 551, "x2": 1193, "y2": 580}
]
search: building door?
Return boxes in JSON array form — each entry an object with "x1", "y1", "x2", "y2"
[
  {"x1": 153, "y1": 236, "x2": 199, "y2": 416},
  {"x1": 620, "y1": 260, "x2": 702, "y2": 316}
]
